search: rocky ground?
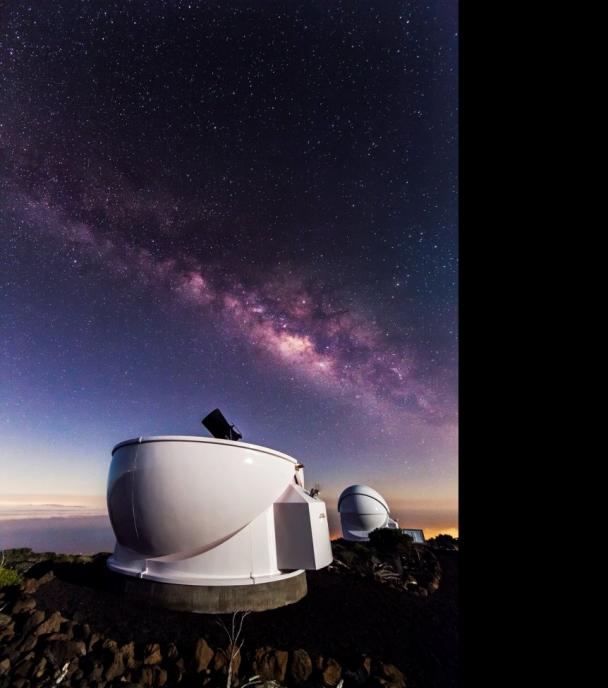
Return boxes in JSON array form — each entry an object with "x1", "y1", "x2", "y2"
[
  {"x1": 329, "y1": 539, "x2": 443, "y2": 595},
  {"x1": 0, "y1": 546, "x2": 457, "y2": 688}
]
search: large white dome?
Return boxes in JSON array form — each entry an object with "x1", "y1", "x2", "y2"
[
  {"x1": 108, "y1": 436, "x2": 297, "y2": 557},
  {"x1": 337, "y1": 484, "x2": 398, "y2": 541},
  {"x1": 106, "y1": 435, "x2": 333, "y2": 594}
]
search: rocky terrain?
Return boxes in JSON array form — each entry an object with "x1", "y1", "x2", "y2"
[
  {"x1": 0, "y1": 544, "x2": 457, "y2": 688},
  {"x1": 330, "y1": 536, "x2": 442, "y2": 595}
]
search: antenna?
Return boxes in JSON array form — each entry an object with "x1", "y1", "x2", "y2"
[
  {"x1": 309, "y1": 482, "x2": 321, "y2": 498},
  {"x1": 201, "y1": 408, "x2": 243, "y2": 441}
]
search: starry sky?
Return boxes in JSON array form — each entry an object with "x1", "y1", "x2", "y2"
[{"x1": 0, "y1": 1, "x2": 458, "y2": 535}]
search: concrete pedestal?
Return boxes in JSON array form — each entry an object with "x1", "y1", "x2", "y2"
[{"x1": 123, "y1": 570, "x2": 308, "y2": 614}]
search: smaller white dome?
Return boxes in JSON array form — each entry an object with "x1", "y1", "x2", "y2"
[
  {"x1": 338, "y1": 484, "x2": 390, "y2": 514},
  {"x1": 337, "y1": 485, "x2": 396, "y2": 542}
]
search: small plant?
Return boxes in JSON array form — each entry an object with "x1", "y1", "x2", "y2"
[
  {"x1": 217, "y1": 610, "x2": 251, "y2": 688},
  {"x1": 0, "y1": 550, "x2": 23, "y2": 588},
  {"x1": 0, "y1": 568, "x2": 22, "y2": 588}
]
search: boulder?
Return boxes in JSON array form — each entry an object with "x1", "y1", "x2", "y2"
[
  {"x1": 11, "y1": 597, "x2": 36, "y2": 614},
  {"x1": 322, "y1": 658, "x2": 342, "y2": 687},
  {"x1": 11, "y1": 677, "x2": 29, "y2": 688},
  {"x1": 21, "y1": 610, "x2": 46, "y2": 635},
  {"x1": 43, "y1": 639, "x2": 87, "y2": 669},
  {"x1": 253, "y1": 647, "x2": 289, "y2": 682},
  {"x1": 143, "y1": 642, "x2": 162, "y2": 665},
  {"x1": 135, "y1": 665, "x2": 155, "y2": 686},
  {"x1": 102, "y1": 638, "x2": 125, "y2": 680},
  {"x1": 290, "y1": 649, "x2": 313, "y2": 684},
  {"x1": 0, "y1": 621, "x2": 15, "y2": 643},
  {"x1": 427, "y1": 576, "x2": 441, "y2": 593},
  {"x1": 165, "y1": 641, "x2": 179, "y2": 662},
  {"x1": 60, "y1": 619, "x2": 78, "y2": 639},
  {"x1": 17, "y1": 632, "x2": 38, "y2": 654},
  {"x1": 377, "y1": 663, "x2": 406, "y2": 688},
  {"x1": 20, "y1": 578, "x2": 39, "y2": 594},
  {"x1": 14, "y1": 652, "x2": 35, "y2": 678},
  {"x1": 213, "y1": 644, "x2": 241, "y2": 679},
  {"x1": 122, "y1": 641, "x2": 137, "y2": 669},
  {"x1": 87, "y1": 630, "x2": 104, "y2": 651},
  {"x1": 0, "y1": 658, "x2": 10, "y2": 677},
  {"x1": 39, "y1": 570, "x2": 55, "y2": 585},
  {"x1": 34, "y1": 610, "x2": 65, "y2": 636},
  {"x1": 47, "y1": 632, "x2": 70, "y2": 642},
  {"x1": 20, "y1": 571, "x2": 54, "y2": 594},
  {"x1": 2, "y1": 636, "x2": 24, "y2": 664},
  {"x1": 31, "y1": 655, "x2": 48, "y2": 680},
  {"x1": 194, "y1": 638, "x2": 214, "y2": 672}
]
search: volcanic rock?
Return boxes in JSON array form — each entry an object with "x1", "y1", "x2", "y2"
[
  {"x1": 87, "y1": 630, "x2": 104, "y2": 652},
  {"x1": 322, "y1": 658, "x2": 342, "y2": 687},
  {"x1": 194, "y1": 637, "x2": 214, "y2": 672},
  {"x1": 17, "y1": 632, "x2": 38, "y2": 654},
  {"x1": 13, "y1": 652, "x2": 35, "y2": 678},
  {"x1": 377, "y1": 662, "x2": 406, "y2": 688},
  {"x1": 214, "y1": 644, "x2": 241, "y2": 679},
  {"x1": 122, "y1": 640, "x2": 137, "y2": 669},
  {"x1": 253, "y1": 647, "x2": 289, "y2": 683},
  {"x1": 11, "y1": 597, "x2": 36, "y2": 614},
  {"x1": 43, "y1": 639, "x2": 86, "y2": 668},
  {"x1": 144, "y1": 642, "x2": 163, "y2": 665},
  {"x1": 34, "y1": 610, "x2": 64, "y2": 636},
  {"x1": 21, "y1": 610, "x2": 45, "y2": 635},
  {"x1": 31, "y1": 655, "x2": 47, "y2": 680},
  {"x1": 135, "y1": 664, "x2": 155, "y2": 686},
  {"x1": 156, "y1": 666, "x2": 169, "y2": 685},
  {"x1": 102, "y1": 638, "x2": 125, "y2": 680},
  {"x1": 20, "y1": 571, "x2": 54, "y2": 594},
  {"x1": 0, "y1": 624, "x2": 15, "y2": 643},
  {"x1": 290, "y1": 649, "x2": 313, "y2": 684},
  {"x1": 165, "y1": 641, "x2": 179, "y2": 662}
]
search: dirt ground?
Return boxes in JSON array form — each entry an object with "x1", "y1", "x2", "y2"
[{"x1": 21, "y1": 551, "x2": 457, "y2": 688}]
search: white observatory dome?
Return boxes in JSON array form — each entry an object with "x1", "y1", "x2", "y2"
[
  {"x1": 338, "y1": 484, "x2": 399, "y2": 541},
  {"x1": 106, "y1": 436, "x2": 333, "y2": 608}
]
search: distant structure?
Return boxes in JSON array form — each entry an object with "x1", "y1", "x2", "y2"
[
  {"x1": 401, "y1": 528, "x2": 426, "y2": 544},
  {"x1": 337, "y1": 484, "x2": 399, "y2": 541},
  {"x1": 106, "y1": 424, "x2": 333, "y2": 613}
]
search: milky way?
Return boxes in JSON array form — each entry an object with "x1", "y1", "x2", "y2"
[{"x1": 1, "y1": 1, "x2": 458, "y2": 518}]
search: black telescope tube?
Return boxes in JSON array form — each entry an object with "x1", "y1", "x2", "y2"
[{"x1": 202, "y1": 408, "x2": 243, "y2": 441}]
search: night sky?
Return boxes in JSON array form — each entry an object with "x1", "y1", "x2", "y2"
[{"x1": 1, "y1": 1, "x2": 458, "y2": 534}]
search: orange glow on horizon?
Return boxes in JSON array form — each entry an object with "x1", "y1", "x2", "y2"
[{"x1": 329, "y1": 525, "x2": 458, "y2": 541}]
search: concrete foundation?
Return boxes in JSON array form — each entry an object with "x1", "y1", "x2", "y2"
[{"x1": 123, "y1": 570, "x2": 308, "y2": 614}]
